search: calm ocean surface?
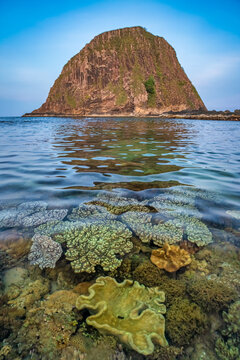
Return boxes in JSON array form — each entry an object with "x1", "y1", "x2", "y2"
[
  {"x1": 0, "y1": 116, "x2": 239, "y2": 211},
  {"x1": 0, "y1": 116, "x2": 240, "y2": 359}
]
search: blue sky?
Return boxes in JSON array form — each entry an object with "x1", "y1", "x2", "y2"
[{"x1": 0, "y1": 0, "x2": 239, "y2": 116}]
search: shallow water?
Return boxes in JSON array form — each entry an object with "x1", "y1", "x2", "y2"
[{"x1": 0, "y1": 116, "x2": 240, "y2": 359}]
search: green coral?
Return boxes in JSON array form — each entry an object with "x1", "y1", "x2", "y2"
[
  {"x1": 186, "y1": 275, "x2": 238, "y2": 312},
  {"x1": 55, "y1": 220, "x2": 133, "y2": 273},
  {"x1": 121, "y1": 211, "x2": 183, "y2": 245},
  {"x1": 215, "y1": 301, "x2": 240, "y2": 360},
  {"x1": 34, "y1": 220, "x2": 84, "y2": 237},
  {"x1": 166, "y1": 298, "x2": 208, "y2": 346},
  {"x1": 68, "y1": 204, "x2": 116, "y2": 221},
  {"x1": 150, "y1": 193, "x2": 212, "y2": 247},
  {"x1": 76, "y1": 276, "x2": 167, "y2": 355},
  {"x1": 88, "y1": 191, "x2": 150, "y2": 215}
]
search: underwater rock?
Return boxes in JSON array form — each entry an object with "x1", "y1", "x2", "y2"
[
  {"x1": 68, "y1": 204, "x2": 116, "y2": 221},
  {"x1": 166, "y1": 298, "x2": 208, "y2": 346},
  {"x1": 89, "y1": 191, "x2": 150, "y2": 215},
  {"x1": 121, "y1": 211, "x2": 183, "y2": 245},
  {"x1": 22, "y1": 209, "x2": 68, "y2": 227},
  {"x1": 55, "y1": 220, "x2": 133, "y2": 273},
  {"x1": 28, "y1": 234, "x2": 63, "y2": 269},
  {"x1": 150, "y1": 243, "x2": 191, "y2": 272},
  {"x1": 76, "y1": 276, "x2": 167, "y2": 355}
]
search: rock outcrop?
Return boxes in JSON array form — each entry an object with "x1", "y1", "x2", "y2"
[{"x1": 28, "y1": 26, "x2": 206, "y2": 116}]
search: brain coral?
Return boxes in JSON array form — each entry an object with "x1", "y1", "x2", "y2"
[
  {"x1": 76, "y1": 276, "x2": 167, "y2": 355},
  {"x1": 55, "y1": 220, "x2": 133, "y2": 273}
]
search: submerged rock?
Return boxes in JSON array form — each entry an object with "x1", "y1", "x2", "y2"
[{"x1": 76, "y1": 276, "x2": 167, "y2": 355}]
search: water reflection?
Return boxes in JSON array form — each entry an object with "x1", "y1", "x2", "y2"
[{"x1": 53, "y1": 118, "x2": 188, "y2": 180}]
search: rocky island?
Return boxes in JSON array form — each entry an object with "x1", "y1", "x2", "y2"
[{"x1": 25, "y1": 26, "x2": 207, "y2": 117}]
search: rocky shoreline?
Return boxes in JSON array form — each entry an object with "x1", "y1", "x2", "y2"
[{"x1": 23, "y1": 111, "x2": 240, "y2": 121}]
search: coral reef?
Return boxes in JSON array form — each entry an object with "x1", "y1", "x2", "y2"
[
  {"x1": 186, "y1": 275, "x2": 238, "y2": 312},
  {"x1": 6, "y1": 276, "x2": 50, "y2": 312},
  {"x1": 18, "y1": 201, "x2": 48, "y2": 212},
  {"x1": 76, "y1": 276, "x2": 167, "y2": 355},
  {"x1": 0, "y1": 201, "x2": 48, "y2": 229},
  {"x1": 34, "y1": 220, "x2": 81, "y2": 237},
  {"x1": 148, "y1": 190, "x2": 213, "y2": 247},
  {"x1": 132, "y1": 259, "x2": 166, "y2": 287},
  {"x1": 28, "y1": 234, "x2": 63, "y2": 269},
  {"x1": 55, "y1": 220, "x2": 133, "y2": 273},
  {"x1": 150, "y1": 243, "x2": 191, "y2": 272},
  {"x1": 22, "y1": 209, "x2": 68, "y2": 227},
  {"x1": 121, "y1": 211, "x2": 183, "y2": 245},
  {"x1": 146, "y1": 345, "x2": 182, "y2": 360},
  {"x1": 166, "y1": 298, "x2": 208, "y2": 346},
  {"x1": 132, "y1": 260, "x2": 187, "y2": 306},
  {"x1": 185, "y1": 217, "x2": 212, "y2": 247},
  {"x1": 88, "y1": 191, "x2": 150, "y2": 215},
  {"x1": 215, "y1": 301, "x2": 240, "y2": 360},
  {"x1": 0, "y1": 200, "x2": 68, "y2": 229},
  {"x1": 15, "y1": 289, "x2": 82, "y2": 360},
  {"x1": 68, "y1": 204, "x2": 116, "y2": 221}
]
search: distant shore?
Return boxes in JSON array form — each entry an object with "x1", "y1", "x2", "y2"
[{"x1": 23, "y1": 110, "x2": 240, "y2": 121}]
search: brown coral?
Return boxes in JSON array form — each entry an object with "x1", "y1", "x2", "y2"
[{"x1": 150, "y1": 243, "x2": 191, "y2": 272}]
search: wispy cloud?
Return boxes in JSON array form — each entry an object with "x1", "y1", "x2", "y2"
[{"x1": 193, "y1": 54, "x2": 240, "y2": 86}]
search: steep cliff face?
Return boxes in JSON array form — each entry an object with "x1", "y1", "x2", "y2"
[{"x1": 30, "y1": 26, "x2": 206, "y2": 116}]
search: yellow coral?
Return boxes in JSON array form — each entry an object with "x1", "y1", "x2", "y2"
[
  {"x1": 151, "y1": 243, "x2": 191, "y2": 272},
  {"x1": 76, "y1": 276, "x2": 167, "y2": 355}
]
